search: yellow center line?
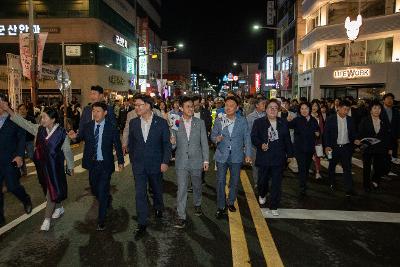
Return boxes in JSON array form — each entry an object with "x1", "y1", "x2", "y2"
[
  {"x1": 240, "y1": 170, "x2": 284, "y2": 267},
  {"x1": 226, "y1": 172, "x2": 251, "y2": 267}
]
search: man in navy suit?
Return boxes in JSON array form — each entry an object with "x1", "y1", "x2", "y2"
[
  {"x1": 324, "y1": 100, "x2": 360, "y2": 197},
  {"x1": 0, "y1": 94, "x2": 32, "y2": 226},
  {"x1": 77, "y1": 85, "x2": 117, "y2": 137},
  {"x1": 128, "y1": 94, "x2": 171, "y2": 240},
  {"x1": 69, "y1": 102, "x2": 124, "y2": 231}
]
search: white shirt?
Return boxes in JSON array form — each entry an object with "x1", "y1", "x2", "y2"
[
  {"x1": 194, "y1": 112, "x2": 201, "y2": 119},
  {"x1": 337, "y1": 114, "x2": 349, "y2": 145},
  {"x1": 372, "y1": 117, "x2": 381, "y2": 134},
  {"x1": 227, "y1": 118, "x2": 235, "y2": 136},
  {"x1": 183, "y1": 117, "x2": 192, "y2": 140},
  {"x1": 140, "y1": 112, "x2": 153, "y2": 143}
]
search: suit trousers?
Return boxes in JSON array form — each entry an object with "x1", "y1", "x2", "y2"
[
  {"x1": 176, "y1": 168, "x2": 202, "y2": 220},
  {"x1": 295, "y1": 152, "x2": 314, "y2": 192},
  {"x1": 251, "y1": 147, "x2": 258, "y2": 186},
  {"x1": 0, "y1": 164, "x2": 30, "y2": 220},
  {"x1": 258, "y1": 165, "x2": 283, "y2": 210},
  {"x1": 362, "y1": 153, "x2": 385, "y2": 189},
  {"x1": 89, "y1": 161, "x2": 111, "y2": 224},
  {"x1": 391, "y1": 136, "x2": 398, "y2": 158},
  {"x1": 216, "y1": 155, "x2": 242, "y2": 209},
  {"x1": 328, "y1": 144, "x2": 353, "y2": 192},
  {"x1": 134, "y1": 170, "x2": 164, "y2": 226}
]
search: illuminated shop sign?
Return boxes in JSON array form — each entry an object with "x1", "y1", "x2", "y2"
[
  {"x1": 345, "y1": 15, "x2": 362, "y2": 42},
  {"x1": 114, "y1": 35, "x2": 128, "y2": 48},
  {"x1": 139, "y1": 47, "x2": 148, "y2": 76},
  {"x1": 0, "y1": 24, "x2": 40, "y2": 36},
  {"x1": 266, "y1": 56, "x2": 274, "y2": 80},
  {"x1": 333, "y1": 68, "x2": 370, "y2": 79},
  {"x1": 255, "y1": 73, "x2": 260, "y2": 89}
]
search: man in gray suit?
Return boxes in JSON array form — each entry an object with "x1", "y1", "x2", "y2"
[{"x1": 170, "y1": 96, "x2": 209, "y2": 229}]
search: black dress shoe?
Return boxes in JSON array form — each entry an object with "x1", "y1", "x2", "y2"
[
  {"x1": 227, "y1": 204, "x2": 236, "y2": 212},
  {"x1": 155, "y1": 210, "x2": 163, "y2": 219},
  {"x1": 173, "y1": 219, "x2": 186, "y2": 229},
  {"x1": 194, "y1": 206, "x2": 203, "y2": 216},
  {"x1": 330, "y1": 184, "x2": 335, "y2": 192},
  {"x1": 346, "y1": 190, "x2": 357, "y2": 197},
  {"x1": 96, "y1": 223, "x2": 106, "y2": 231},
  {"x1": 134, "y1": 225, "x2": 147, "y2": 241},
  {"x1": 24, "y1": 197, "x2": 33, "y2": 214},
  {"x1": 215, "y1": 209, "x2": 226, "y2": 219}
]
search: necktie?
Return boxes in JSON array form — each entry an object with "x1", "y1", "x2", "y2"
[{"x1": 94, "y1": 124, "x2": 100, "y2": 160}]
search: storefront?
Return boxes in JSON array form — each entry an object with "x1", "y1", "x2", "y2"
[{"x1": 299, "y1": 62, "x2": 400, "y2": 100}]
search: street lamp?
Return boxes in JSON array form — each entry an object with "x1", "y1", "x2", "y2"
[
  {"x1": 233, "y1": 62, "x2": 238, "y2": 66},
  {"x1": 160, "y1": 42, "x2": 184, "y2": 82}
]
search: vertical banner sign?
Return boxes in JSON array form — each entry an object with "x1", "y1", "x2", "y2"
[
  {"x1": 267, "y1": 1, "x2": 275, "y2": 26},
  {"x1": 255, "y1": 73, "x2": 261, "y2": 90},
  {"x1": 266, "y1": 57, "x2": 274, "y2": 80},
  {"x1": 19, "y1": 33, "x2": 31, "y2": 79},
  {"x1": 37, "y1": 32, "x2": 48, "y2": 78},
  {"x1": 6, "y1": 53, "x2": 22, "y2": 109},
  {"x1": 266, "y1": 39, "x2": 274, "y2": 55}
]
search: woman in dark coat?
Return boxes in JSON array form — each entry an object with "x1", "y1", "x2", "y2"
[{"x1": 358, "y1": 100, "x2": 392, "y2": 191}]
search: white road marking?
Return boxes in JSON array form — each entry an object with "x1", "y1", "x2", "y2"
[
  {"x1": 1, "y1": 153, "x2": 129, "y2": 236},
  {"x1": 261, "y1": 208, "x2": 400, "y2": 223}
]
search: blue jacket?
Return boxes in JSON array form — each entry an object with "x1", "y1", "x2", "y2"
[
  {"x1": 78, "y1": 104, "x2": 116, "y2": 137},
  {"x1": 128, "y1": 115, "x2": 171, "y2": 175},
  {"x1": 323, "y1": 114, "x2": 356, "y2": 149},
  {"x1": 0, "y1": 116, "x2": 26, "y2": 164},
  {"x1": 77, "y1": 120, "x2": 124, "y2": 174},
  {"x1": 211, "y1": 115, "x2": 252, "y2": 164},
  {"x1": 251, "y1": 117, "x2": 293, "y2": 167}
]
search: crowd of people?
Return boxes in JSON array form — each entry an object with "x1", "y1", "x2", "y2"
[{"x1": 0, "y1": 88, "x2": 398, "y2": 240}]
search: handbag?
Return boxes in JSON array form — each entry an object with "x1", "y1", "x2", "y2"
[{"x1": 315, "y1": 144, "x2": 324, "y2": 157}]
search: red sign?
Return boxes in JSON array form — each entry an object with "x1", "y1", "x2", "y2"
[
  {"x1": 255, "y1": 73, "x2": 260, "y2": 89},
  {"x1": 233, "y1": 75, "x2": 238, "y2": 81}
]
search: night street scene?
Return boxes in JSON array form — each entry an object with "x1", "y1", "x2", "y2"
[{"x1": 1, "y1": 0, "x2": 400, "y2": 266}]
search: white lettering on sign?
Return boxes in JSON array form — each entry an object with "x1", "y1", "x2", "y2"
[
  {"x1": 0, "y1": 24, "x2": 40, "y2": 36},
  {"x1": 115, "y1": 35, "x2": 128, "y2": 48},
  {"x1": 333, "y1": 68, "x2": 371, "y2": 79}
]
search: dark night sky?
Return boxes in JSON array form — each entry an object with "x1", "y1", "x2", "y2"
[{"x1": 161, "y1": 0, "x2": 274, "y2": 75}]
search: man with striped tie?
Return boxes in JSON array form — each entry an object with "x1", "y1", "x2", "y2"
[{"x1": 68, "y1": 102, "x2": 124, "y2": 231}]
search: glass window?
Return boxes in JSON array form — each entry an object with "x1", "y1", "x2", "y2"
[
  {"x1": 329, "y1": 0, "x2": 386, "y2": 25},
  {"x1": 327, "y1": 44, "x2": 346, "y2": 67}
]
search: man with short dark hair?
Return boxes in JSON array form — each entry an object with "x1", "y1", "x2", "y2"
[
  {"x1": 381, "y1": 93, "x2": 400, "y2": 164},
  {"x1": 128, "y1": 94, "x2": 171, "y2": 240},
  {"x1": 0, "y1": 94, "x2": 32, "y2": 226},
  {"x1": 324, "y1": 100, "x2": 360, "y2": 197},
  {"x1": 68, "y1": 101, "x2": 124, "y2": 231}
]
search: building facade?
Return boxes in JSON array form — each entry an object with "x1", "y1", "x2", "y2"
[
  {"x1": 0, "y1": 0, "x2": 162, "y2": 105},
  {"x1": 299, "y1": 0, "x2": 400, "y2": 100}
]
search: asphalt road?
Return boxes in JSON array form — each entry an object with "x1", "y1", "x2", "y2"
[{"x1": 0, "y1": 145, "x2": 400, "y2": 267}]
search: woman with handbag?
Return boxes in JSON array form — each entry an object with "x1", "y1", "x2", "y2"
[
  {"x1": 287, "y1": 102, "x2": 320, "y2": 196},
  {"x1": 0, "y1": 100, "x2": 74, "y2": 231},
  {"x1": 358, "y1": 100, "x2": 392, "y2": 192},
  {"x1": 311, "y1": 100, "x2": 326, "y2": 179}
]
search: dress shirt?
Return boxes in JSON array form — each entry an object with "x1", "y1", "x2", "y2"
[
  {"x1": 0, "y1": 112, "x2": 8, "y2": 129},
  {"x1": 227, "y1": 118, "x2": 235, "y2": 136},
  {"x1": 337, "y1": 114, "x2": 349, "y2": 145},
  {"x1": 141, "y1": 112, "x2": 153, "y2": 143},
  {"x1": 94, "y1": 119, "x2": 105, "y2": 160},
  {"x1": 194, "y1": 112, "x2": 201, "y2": 119},
  {"x1": 372, "y1": 117, "x2": 381, "y2": 134},
  {"x1": 385, "y1": 107, "x2": 393, "y2": 123},
  {"x1": 183, "y1": 117, "x2": 192, "y2": 140}
]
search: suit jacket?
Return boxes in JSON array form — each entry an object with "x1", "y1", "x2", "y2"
[
  {"x1": 211, "y1": 115, "x2": 252, "y2": 164},
  {"x1": 172, "y1": 117, "x2": 209, "y2": 170},
  {"x1": 251, "y1": 117, "x2": 293, "y2": 167},
  {"x1": 199, "y1": 108, "x2": 212, "y2": 133},
  {"x1": 128, "y1": 115, "x2": 171, "y2": 175},
  {"x1": 382, "y1": 106, "x2": 400, "y2": 139},
  {"x1": 358, "y1": 115, "x2": 391, "y2": 154},
  {"x1": 78, "y1": 104, "x2": 116, "y2": 137},
  {"x1": 122, "y1": 108, "x2": 162, "y2": 147},
  {"x1": 118, "y1": 106, "x2": 132, "y2": 129},
  {"x1": 323, "y1": 114, "x2": 356, "y2": 149},
  {"x1": 78, "y1": 120, "x2": 124, "y2": 174},
  {"x1": 0, "y1": 116, "x2": 26, "y2": 163}
]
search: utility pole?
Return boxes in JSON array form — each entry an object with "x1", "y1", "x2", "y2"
[{"x1": 28, "y1": 0, "x2": 37, "y2": 106}]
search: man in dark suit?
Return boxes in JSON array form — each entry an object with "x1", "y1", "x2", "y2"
[
  {"x1": 324, "y1": 100, "x2": 360, "y2": 197},
  {"x1": 118, "y1": 98, "x2": 132, "y2": 131},
  {"x1": 0, "y1": 94, "x2": 32, "y2": 226},
  {"x1": 381, "y1": 93, "x2": 400, "y2": 164},
  {"x1": 193, "y1": 96, "x2": 212, "y2": 134},
  {"x1": 69, "y1": 102, "x2": 124, "y2": 231},
  {"x1": 76, "y1": 85, "x2": 117, "y2": 138},
  {"x1": 128, "y1": 94, "x2": 171, "y2": 240}
]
